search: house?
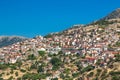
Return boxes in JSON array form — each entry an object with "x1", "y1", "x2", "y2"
[
  {"x1": 46, "y1": 46, "x2": 61, "y2": 54},
  {"x1": 9, "y1": 57, "x2": 17, "y2": 64},
  {"x1": 37, "y1": 48, "x2": 46, "y2": 51}
]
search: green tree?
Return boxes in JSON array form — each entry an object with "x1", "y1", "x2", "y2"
[
  {"x1": 17, "y1": 61, "x2": 22, "y2": 69},
  {"x1": 28, "y1": 54, "x2": 36, "y2": 60},
  {"x1": 15, "y1": 72, "x2": 18, "y2": 76},
  {"x1": 22, "y1": 73, "x2": 46, "y2": 80},
  {"x1": 87, "y1": 72, "x2": 94, "y2": 77},
  {"x1": 112, "y1": 76, "x2": 120, "y2": 80},
  {"x1": 37, "y1": 65, "x2": 44, "y2": 73},
  {"x1": 115, "y1": 41, "x2": 120, "y2": 47},
  {"x1": 0, "y1": 73, "x2": 2, "y2": 77},
  {"x1": 50, "y1": 57, "x2": 62, "y2": 66},
  {"x1": 81, "y1": 65, "x2": 94, "y2": 73},
  {"x1": 9, "y1": 65, "x2": 17, "y2": 70},
  {"x1": 17, "y1": 77, "x2": 22, "y2": 80},
  {"x1": 50, "y1": 57, "x2": 62, "y2": 70},
  {"x1": 20, "y1": 69, "x2": 26, "y2": 73},
  {"x1": 96, "y1": 59, "x2": 102, "y2": 65},
  {"x1": 0, "y1": 64, "x2": 8, "y2": 70},
  {"x1": 38, "y1": 51, "x2": 46, "y2": 57},
  {"x1": 0, "y1": 78, "x2": 3, "y2": 80},
  {"x1": 115, "y1": 54, "x2": 120, "y2": 62},
  {"x1": 8, "y1": 76, "x2": 13, "y2": 80},
  {"x1": 72, "y1": 72, "x2": 79, "y2": 78},
  {"x1": 58, "y1": 51, "x2": 63, "y2": 54},
  {"x1": 10, "y1": 69, "x2": 14, "y2": 74},
  {"x1": 51, "y1": 78, "x2": 58, "y2": 80},
  {"x1": 30, "y1": 64, "x2": 37, "y2": 70}
]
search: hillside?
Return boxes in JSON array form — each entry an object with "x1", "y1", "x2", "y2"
[
  {"x1": 0, "y1": 9, "x2": 120, "y2": 80},
  {"x1": 102, "y1": 8, "x2": 120, "y2": 20},
  {"x1": 0, "y1": 36, "x2": 27, "y2": 48}
]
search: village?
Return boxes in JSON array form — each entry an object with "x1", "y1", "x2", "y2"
[{"x1": 0, "y1": 20, "x2": 120, "y2": 80}]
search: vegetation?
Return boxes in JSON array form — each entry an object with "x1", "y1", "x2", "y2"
[
  {"x1": 10, "y1": 69, "x2": 14, "y2": 74},
  {"x1": 20, "y1": 69, "x2": 26, "y2": 73},
  {"x1": 0, "y1": 78, "x2": 3, "y2": 80},
  {"x1": 81, "y1": 65, "x2": 95, "y2": 73},
  {"x1": 15, "y1": 72, "x2": 18, "y2": 76},
  {"x1": 87, "y1": 72, "x2": 94, "y2": 77},
  {"x1": 51, "y1": 57, "x2": 62, "y2": 70},
  {"x1": 37, "y1": 65, "x2": 44, "y2": 73},
  {"x1": 28, "y1": 54, "x2": 36, "y2": 60},
  {"x1": 0, "y1": 64, "x2": 8, "y2": 70},
  {"x1": 30, "y1": 64, "x2": 37, "y2": 70},
  {"x1": 8, "y1": 76, "x2": 14, "y2": 80},
  {"x1": 115, "y1": 41, "x2": 120, "y2": 47},
  {"x1": 96, "y1": 69, "x2": 102, "y2": 76},
  {"x1": 112, "y1": 76, "x2": 120, "y2": 80},
  {"x1": 38, "y1": 51, "x2": 46, "y2": 57},
  {"x1": 91, "y1": 20, "x2": 115, "y2": 25},
  {"x1": 44, "y1": 34, "x2": 53, "y2": 38},
  {"x1": 115, "y1": 54, "x2": 120, "y2": 62},
  {"x1": 22, "y1": 73, "x2": 46, "y2": 79},
  {"x1": 109, "y1": 71, "x2": 120, "y2": 75},
  {"x1": 0, "y1": 15, "x2": 120, "y2": 80},
  {"x1": 51, "y1": 78, "x2": 58, "y2": 80},
  {"x1": 101, "y1": 70, "x2": 107, "y2": 79},
  {"x1": 9, "y1": 65, "x2": 17, "y2": 70},
  {"x1": 72, "y1": 72, "x2": 79, "y2": 78}
]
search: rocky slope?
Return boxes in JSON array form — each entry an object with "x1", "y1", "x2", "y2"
[
  {"x1": 0, "y1": 36, "x2": 27, "y2": 48},
  {"x1": 102, "y1": 8, "x2": 120, "y2": 20}
]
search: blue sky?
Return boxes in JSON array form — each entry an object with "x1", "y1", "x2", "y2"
[{"x1": 0, "y1": 0, "x2": 120, "y2": 37}]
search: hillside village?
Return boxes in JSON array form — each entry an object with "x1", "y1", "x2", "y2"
[{"x1": 0, "y1": 11, "x2": 120, "y2": 79}]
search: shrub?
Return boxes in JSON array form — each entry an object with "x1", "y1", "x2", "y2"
[
  {"x1": 115, "y1": 54, "x2": 120, "y2": 62},
  {"x1": 50, "y1": 57, "x2": 62, "y2": 67},
  {"x1": 30, "y1": 64, "x2": 37, "y2": 70},
  {"x1": 72, "y1": 72, "x2": 79, "y2": 78},
  {"x1": 101, "y1": 70, "x2": 107, "y2": 77},
  {"x1": 87, "y1": 72, "x2": 94, "y2": 77},
  {"x1": 20, "y1": 69, "x2": 26, "y2": 73},
  {"x1": 109, "y1": 71, "x2": 120, "y2": 75},
  {"x1": 0, "y1": 78, "x2": 3, "y2": 80},
  {"x1": 38, "y1": 51, "x2": 46, "y2": 57},
  {"x1": 17, "y1": 77, "x2": 22, "y2": 80},
  {"x1": 81, "y1": 65, "x2": 95, "y2": 73},
  {"x1": 6, "y1": 73, "x2": 10, "y2": 75},
  {"x1": 0, "y1": 64, "x2": 8, "y2": 70},
  {"x1": 37, "y1": 65, "x2": 44, "y2": 73},
  {"x1": 50, "y1": 57, "x2": 62, "y2": 70},
  {"x1": 10, "y1": 69, "x2": 14, "y2": 74},
  {"x1": 96, "y1": 69, "x2": 102, "y2": 76},
  {"x1": 9, "y1": 65, "x2": 17, "y2": 70},
  {"x1": 16, "y1": 61, "x2": 22, "y2": 68},
  {"x1": 112, "y1": 76, "x2": 120, "y2": 80},
  {"x1": 28, "y1": 54, "x2": 36, "y2": 60},
  {"x1": 51, "y1": 78, "x2": 58, "y2": 80},
  {"x1": 15, "y1": 72, "x2": 18, "y2": 76},
  {"x1": 22, "y1": 73, "x2": 46, "y2": 79},
  {"x1": 0, "y1": 74, "x2": 2, "y2": 77},
  {"x1": 8, "y1": 76, "x2": 13, "y2": 80},
  {"x1": 115, "y1": 41, "x2": 120, "y2": 47}
]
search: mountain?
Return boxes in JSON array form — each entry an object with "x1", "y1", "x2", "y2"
[
  {"x1": 102, "y1": 8, "x2": 120, "y2": 20},
  {"x1": 0, "y1": 8, "x2": 120, "y2": 80},
  {"x1": 87, "y1": 8, "x2": 120, "y2": 26},
  {"x1": 0, "y1": 36, "x2": 27, "y2": 48}
]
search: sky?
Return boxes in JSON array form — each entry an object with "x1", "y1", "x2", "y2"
[{"x1": 0, "y1": 0, "x2": 120, "y2": 37}]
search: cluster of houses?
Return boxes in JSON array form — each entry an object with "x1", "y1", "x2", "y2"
[{"x1": 0, "y1": 23, "x2": 119, "y2": 70}]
